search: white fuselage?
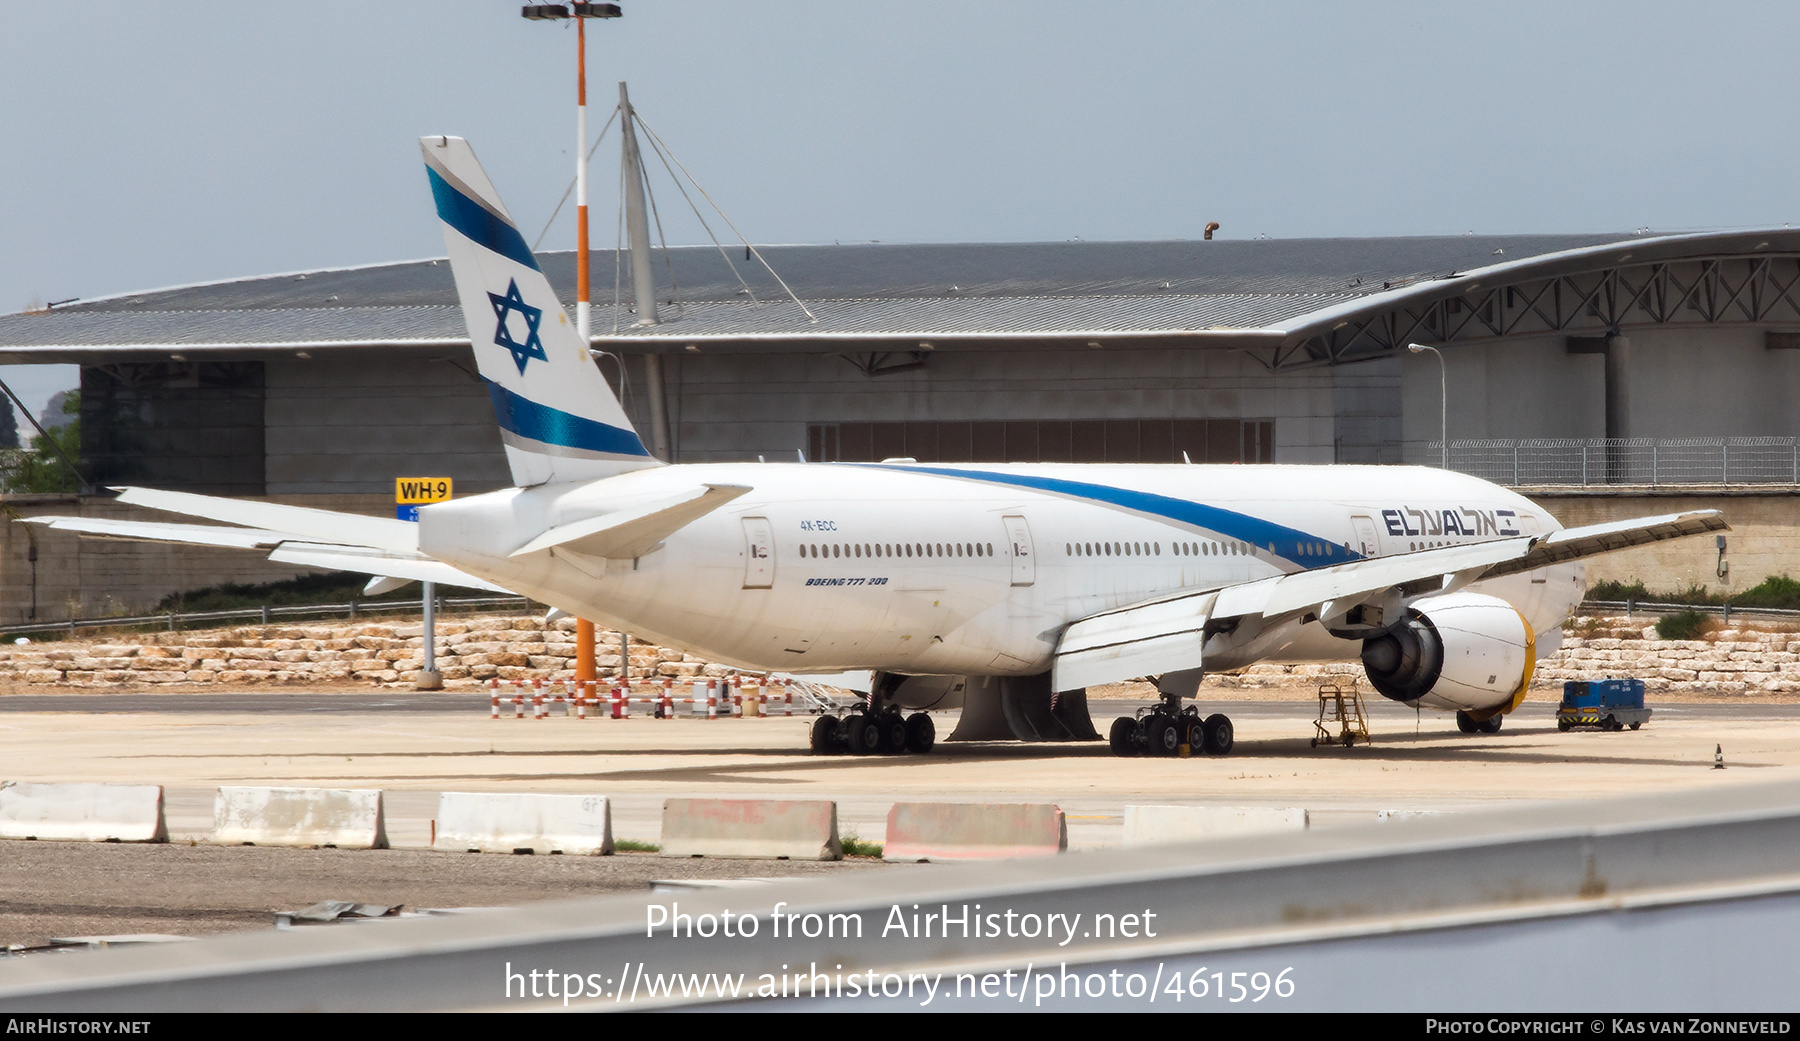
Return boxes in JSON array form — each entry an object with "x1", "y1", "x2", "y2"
[{"x1": 414, "y1": 462, "x2": 1584, "y2": 688}]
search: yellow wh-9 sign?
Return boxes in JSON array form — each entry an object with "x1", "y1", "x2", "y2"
[{"x1": 395, "y1": 477, "x2": 453, "y2": 504}]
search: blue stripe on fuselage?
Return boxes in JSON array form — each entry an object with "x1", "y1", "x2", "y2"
[
  {"x1": 861, "y1": 464, "x2": 1363, "y2": 568},
  {"x1": 485, "y1": 379, "x2": 651, "y2": 458},
  {"x1": 427, "y1": 166, "x2": 541, "y2": 272}
]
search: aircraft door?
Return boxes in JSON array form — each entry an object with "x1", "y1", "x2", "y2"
[
  {"x1": 742, "y1": 517, "x2": 774, "y2": 588},
  {"x1": 1350, "y1": 515, "x2": 1381, "y2": 558},
  {"x1": 1002, "y1": 515, "x2": 1035, "y2": 586}
]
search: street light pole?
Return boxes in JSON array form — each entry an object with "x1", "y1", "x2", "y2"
[
  {"x1": 523, "y1": 3, "x2": 621, "y2": 689},
  {"x1": 1407, "y1": 343, "x2": 1447, "y2": 469}
]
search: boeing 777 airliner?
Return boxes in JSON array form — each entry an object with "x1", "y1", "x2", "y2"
[{"x1": 30, "y1": 137, "x2": 1727, "y2": 758}]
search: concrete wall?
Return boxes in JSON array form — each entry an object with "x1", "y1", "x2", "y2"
[
  {"x1": 1530, "y1": 489, "x2": 1797, "y2": 595},
  {"x1": 643, "y1": 346, "x2": 1349, "y2": 464},
  {"x1": 1402, "y1": 326, "x2": 1800, "y2": 452},
  {"x1": 0, "y1": 493, "x2": 392, "y2": 625},
  {"x1": 1331, "y1": 355, "x2": 1402, "y2": 463},
  {"x1": 264, "y1": 354, "x2": 511, "y2": 495},
  {"x1": 1402, "y1": 332, "x2": 1604, "y2": 449},
  {"x1": 1626, "y1": 327, "x2": 1800, "y2": 438}
]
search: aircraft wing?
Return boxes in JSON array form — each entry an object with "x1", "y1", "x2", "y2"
[
  {"x1": 1051, "y1": 509, "x2": 1727, "y2": 691},
  {"x1": 22, "y1": 489, "x2": 500, "y2": 594}
]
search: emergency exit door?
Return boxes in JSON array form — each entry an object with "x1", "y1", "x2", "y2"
[
  {"x1": 1003, "y1": 515, "x2": 1035, "y2": 586},
  {"x1": 742, "y1": 517, "x2": 774, "y2": 588}
]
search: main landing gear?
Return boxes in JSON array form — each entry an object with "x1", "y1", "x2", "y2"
[
  {"x1": 1109, "y1": 693, "x2": 1234, "y2": 757},
  {"x1": 810, "y1": 708, "x2": 936, "y2": 756}
]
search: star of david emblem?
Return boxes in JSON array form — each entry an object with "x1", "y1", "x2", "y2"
[{"x1": 487, "y1": 279, "x2": 547, "y2": 375}]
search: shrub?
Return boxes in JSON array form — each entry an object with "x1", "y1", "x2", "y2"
[
  {"x1": 155, "y1": 573, "x2": 422, "y2": 613},
  {"x1": 1655, "y1": 609, "x2": 1714, "y2": 641},
  {"x1": 1733, "y1": 575, "x2": 1800, "y2": 610},
  {"x1": 1586, "y1": 579, "x2": 1653, "y2": 603}
]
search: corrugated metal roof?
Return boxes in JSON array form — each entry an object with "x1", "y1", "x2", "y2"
[
  {"x1": 53, "y1": 234, "x2": 1619, "y2": 311},
  {"x1": 0, "y1": 306, "x2": 466, "y2": 349},
  {"x1": 0, "y1": 232, "x2": 1739, "y2": 359},
  {"x1": 607, "y1": 292, "x2": 1355, "y2": 340}
]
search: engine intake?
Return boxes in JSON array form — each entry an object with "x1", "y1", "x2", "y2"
[{"x1": 1360, "y1": 591, "x2": 1537, "y2": 715}]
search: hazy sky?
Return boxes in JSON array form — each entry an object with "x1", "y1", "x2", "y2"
[{"x1": 4, "y1": 1, "x2": 1799, "y2": 418}]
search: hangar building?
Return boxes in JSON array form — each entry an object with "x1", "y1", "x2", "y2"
[{"x1": 0, "y1": 229, "x2": 1795, "y2": 621}]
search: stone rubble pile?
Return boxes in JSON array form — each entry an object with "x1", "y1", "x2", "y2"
[
  {"x1": 0, "y1": 615, "x2": 1794, "y2": 697},
  {"x1": 0, "y1": 614, "x2": 733, "y2": 689},
  {"x1": 1209, "y1": 617, "x2": 1800, "y2": 698}
]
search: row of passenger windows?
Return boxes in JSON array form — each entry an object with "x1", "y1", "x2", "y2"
[
  {"x1": 1066, "y1": 540, "x2": 1255, "y2": 558},
  {"x1": 802, "y1": 542, "x2": 995, "y2": 559},
  {"x1": 800, "y1": 538, "x2": 1343, "y2": 562}
]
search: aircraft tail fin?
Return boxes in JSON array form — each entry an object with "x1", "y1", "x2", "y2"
[{"x1": 422, "y1": 135, "x2": 660, "y2": 487}]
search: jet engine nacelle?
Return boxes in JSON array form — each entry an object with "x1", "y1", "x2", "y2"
[{"x1": 1359, "y1": 591, "x2": 1537, "y2": 717}]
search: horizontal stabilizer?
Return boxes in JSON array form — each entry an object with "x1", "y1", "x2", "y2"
[
  {"x1": 21, "y1": 517, "x2": 296, "y2": 551},
  {"x1": 509, "y1": 484, "x2": 752, "y2": 560},
  {"x1": 269, "y1": 544, "x2": 511, "y2": 594},
  {"x1": 24, "y1": 501, "x2": 508, "y2": 594},
  {"x1": 1053, "y1": 591, "x2": 1219, "y2": 692},
  {"x1": 113, "y1": 487, "x2": 419, "y2": 554}
]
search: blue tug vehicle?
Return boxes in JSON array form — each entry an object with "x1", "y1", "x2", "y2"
[{"x1": 1558, "y1": 678, "x2": 1652, "y2": 732}]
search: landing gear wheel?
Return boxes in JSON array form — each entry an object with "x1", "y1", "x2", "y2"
[
  {"x1": 1185, "y1": 718, "x2": 1206, "y2": 755},
  {"x1": 1456, "y1": 711, "x2": 1479, "y2": 734},
  {"x1": 904, "y1": 712, "x2": 936, "y2": 754},
  {"x1": 880, "y1": 717, "x2": 910, "y2": 755},
  {"x1": 810, "y1": 715, "x2": 837, "y2": 754},
  {"x1": 1109, "y1": 717, "x2": 1137, "y2": 757},
  {"x1": 1146, "y1": 715, "x2": 1180, "y2": 757},
  {"x1": 1479, "y1": 714, "x2": 1504, "y2": 735},
  {"x1": 841, "y1": 713, "x2": 881, "y2": 755},
  {"x1": 1201, "y1": 713, "x2": 1234, "y2": 756}
]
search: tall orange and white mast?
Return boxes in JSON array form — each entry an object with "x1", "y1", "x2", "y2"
[{"x1": 522, "y1": 3, "x2": 622, "y2": 687}]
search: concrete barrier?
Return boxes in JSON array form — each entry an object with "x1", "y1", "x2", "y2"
[
  {"x1": 1122, "y1": 805, "x2": 1309, "y2": 846},
  {"x1": 0, "y1": 781, "x2": 167, "y2": 842},
  {"x1": 883, "y1": 802, "x2": 1066, "y2": 861},
  {"x1": 213, "y1": 787, "x2": 388, "y2": 849},
  {"x1": 659, "y1": 798, "x2": 840, "y2": 860},
  {"x1": 434, "y1": 792, "x2": 613, "y2": 855}
]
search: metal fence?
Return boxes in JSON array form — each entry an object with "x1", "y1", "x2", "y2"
[
  {"x1": 1411, "y1": 437, "x2": 1800, "y2": 486},
  {"x1": 1578, "y1": 599, "x2": 1800, "y2": 625}
]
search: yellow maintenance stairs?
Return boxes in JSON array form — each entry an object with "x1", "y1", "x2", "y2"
[{"x1": 1312, "y1": 681, "x2": 1371, "y2": 748}]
